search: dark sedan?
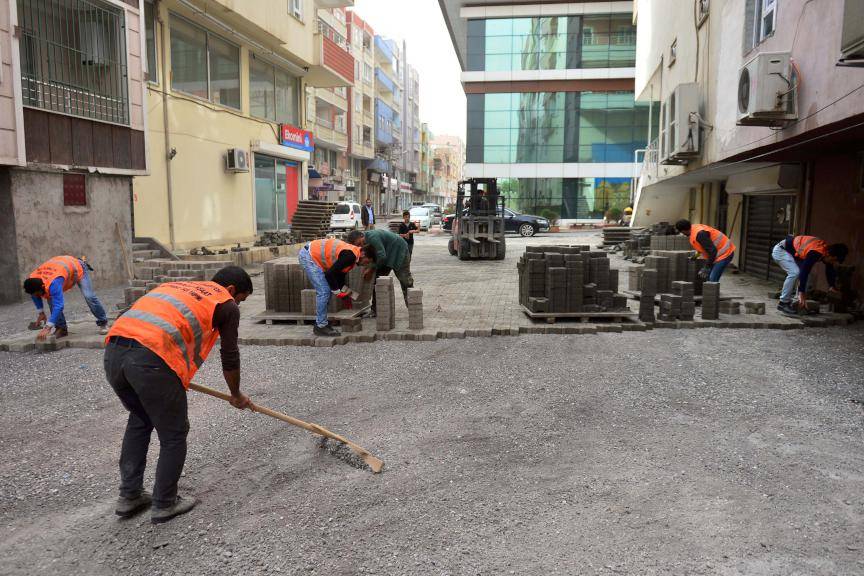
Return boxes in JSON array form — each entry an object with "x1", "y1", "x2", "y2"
[{"x1": 442, "y1": 208, "x2": 549, "y2": 237}]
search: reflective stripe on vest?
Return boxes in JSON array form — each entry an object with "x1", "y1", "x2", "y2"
[
  {"x1": 690, "y1": 225, "x2": 735, "y2": 261},
  {"x1": 141, "y1": 292, "x2": 206, "y2": 368},
  {"x1": 121, "y1": 309, "x2": 192, "y2": 373},
  {"x1": 792, "y1": 236, "x2": 827, "y2": 260}
]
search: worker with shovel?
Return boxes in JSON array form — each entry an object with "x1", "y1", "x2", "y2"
[
  {"x1": 104, "y1": 266, "x2": 253, "y2": 524},
  {"x1": 23, "y1": 255, "x2": 109, "y2": 340},
  {"x1": 675, "y1": 219, "x2": 735, "y2": 282},
  {"x1": 298, "y1": 230, "x2": 370, "y2": 337}
]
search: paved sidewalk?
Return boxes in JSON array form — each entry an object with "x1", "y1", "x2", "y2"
[{"x1": 0, "y1": 230, "x2": 853, "y2": 352}]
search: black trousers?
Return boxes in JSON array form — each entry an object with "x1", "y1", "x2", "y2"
[
  {"x1": 104, "y1": 340, "x2": 189, "y2": 509},
  {"x1": 371, "y1": 253, "x2": 414, "y2": 312}
]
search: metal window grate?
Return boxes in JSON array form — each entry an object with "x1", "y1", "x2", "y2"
[
  {"x1": 18, "y1": 0, "x2": 129, "y2": 125},
  {"x1": 63, "y1": 173, "x2": 87, "y2": 206}
]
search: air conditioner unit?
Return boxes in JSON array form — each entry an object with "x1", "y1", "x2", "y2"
[
  {"x1": 737, "y1": 52, "x2": 798, "y2": 126},
  {"x1": 659, "y1": 83, "x2": 700, "y2": 165},
  {"x1": 225, "y1": 148, "x2": 249, "y2": 173},
  {"x1": 839, "y1": 0, "x2": 864, "y2": 66}
]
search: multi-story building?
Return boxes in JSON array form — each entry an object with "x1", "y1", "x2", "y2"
[
  {"x1": 439, "y1": 1, "x2": 643, "y2": 224},
  {"x1": 0, "y1": 0, "x2": 148, "y2": 303},
  {"x1": 418, "y1": 123, "x2": 435, "y2": 203},
  {"x1": 369, "y1": 34, "x2": 403, "y2": 215},
  {"x1": 134, "y1": 0, "x2": 353, "y2": 250},
  {"x1": 306, "y1": 6, "x2": 353, "y2": 201},
  {"x1": 346, "y1": 9, "x2": 375, "y2": 203},
  {"x1": 403, "y1": 61, "x2": 422, "y2": 206},
  {"x1": 632, "y1": 0, "x2": 863, "y2": 287},
  {"x1": 431, "y1": 134, "x2": 465, "y2": 207}
]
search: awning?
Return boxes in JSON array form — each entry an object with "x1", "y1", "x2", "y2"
[
  {"x1": 308, "y1": 167, "x2": 322, "y2": 179},
  {"x1": 725, "y1": 164, "x2": 801, "y2": 195}
]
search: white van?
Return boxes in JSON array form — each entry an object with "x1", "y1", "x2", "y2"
[{"x1": 330, "y1": 201, "x2": 363, "y2": 230}]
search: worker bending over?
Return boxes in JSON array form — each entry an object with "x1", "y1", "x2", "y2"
[
  {"x1": 675, "y1": 220, "x2": 736, "y2": 282},
  {"x1": 771, "y1": 235, "x2": 848, "y2": 315},
  {"x1": 23, "y1": 255, "x2": 109, "y2": 340},
  {"x1": 364, "y1": 228, "x2": 414, "y2": 316},
  {"x1": 105, "y1": 266, "x2": 253, "y2": 524},
  {"x1": 298, "y1": 230, "x2": 369, "y2": 337}
]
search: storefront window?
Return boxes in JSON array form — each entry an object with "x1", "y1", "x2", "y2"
[
  {"x1": 498, "y1": 177, "x2": 631, "y2": 220},
  {"x1": 255, "y1": 155, "x2": 301, "y2": 231}
]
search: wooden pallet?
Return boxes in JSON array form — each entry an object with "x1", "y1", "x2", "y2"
[
  {"x1": 521, "y1": 306, "x2": 638, "y2": 324},
  {"x1": 252, "y1": 305, "x2": 371, "y2": 325},
  {"x1": 623, "y1": 290, "x2": 740, "y2": 304}
]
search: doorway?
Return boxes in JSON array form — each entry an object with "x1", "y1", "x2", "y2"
[{"x1": 255, "y1": 154, "x2": 300, "y2": 232}]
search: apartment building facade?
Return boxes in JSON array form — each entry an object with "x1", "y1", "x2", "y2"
[
  {"x1": 133, "y1": 0, "x2": 353, "y2": 250},
  {"x1": 632, "y1": 0, "x2": 863, "y2": 287},
  {"x1": 306, "y1": 6, "x2": 353, "y2": 202},
  {"x1": 431, "y1": 134, "x2": 465, "y2": 207},
  {"x1": 440, "y1": 0, "x2": 644, "y2": 224},
  {"x1": 369, "y1": 34, "x2": 403, "y2": 215},
  {"x1": 346, "y1": 9, "x2": 375, "y2": 203},
  {"x1": 0, "y1": 0, "x2": 148, "y2": 303}
]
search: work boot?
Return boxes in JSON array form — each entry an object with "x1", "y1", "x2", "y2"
[
  {"x1": 777, "y1": 302, "x2": 797, "y2": 316},
  {"x1": 98, "y1": 323, "x2": 109, "y2": 335},
  {"x1": 54, "y1": 327, "x2": 69, "y2": 338},
  {"x1": 151, "y1": 495, "x2": 197, "y2": 524},
  {"x1": 115, "y1": 491, "x2": 152, "y2": 518},
  {"x1": 313, "y1": 324, "x2": 340, "y2": 337}
]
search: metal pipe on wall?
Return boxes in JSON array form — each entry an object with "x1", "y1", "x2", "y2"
[{"x1": 156, "y1": 0, "x2": 175, "y2": 249}]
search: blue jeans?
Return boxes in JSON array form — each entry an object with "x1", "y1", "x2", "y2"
[
  {"x1": 49, "y1": 261, "x2": 109, "y2": 328},
  {"x1": 298, "y1": 247, "x2": 331, "y2": 328},
  {"x1": 708, "y1": 254, "x2": 733, "y2": 282},
  {"x1": 771, "y1": 242, "x2": 799, "y2": 304}
]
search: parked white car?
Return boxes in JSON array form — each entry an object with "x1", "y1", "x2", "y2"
[
  {"x1": 421, "y1": 203, "x2": 443, "y2": 225},
  {"x1": 408, "y1": 206, "x2": 432, "y2": 231},
  {"x1": 330, "y1": 201, "x2": 363, "y2": 230}
]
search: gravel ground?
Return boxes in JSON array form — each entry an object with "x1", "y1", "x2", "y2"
[{"x1": 1, "y1": 327, "x2": 863, "y2": 575}]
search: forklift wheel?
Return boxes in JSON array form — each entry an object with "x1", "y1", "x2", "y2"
[
  {"x1": 458, "y1": 239, "x2": 471, "y2": 261},
  {"x1": 495, "y1": 242, "x2": 506, "y2": 260},
  {"x1": 448, "y1": 238, "x2": 457, "y2": 256}
]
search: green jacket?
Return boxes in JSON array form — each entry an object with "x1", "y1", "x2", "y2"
[{"x1": 364, "y1": 228, "x2": 409, "y2": 270}]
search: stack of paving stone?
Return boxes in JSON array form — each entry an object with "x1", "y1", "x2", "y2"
[
  {"x1": 650, "y1": 234, "x2": 692, "y2": 251},
  {"x1": 643, "y1": 252, "x2": 704, "y2": 296},
  {"x1": 375, "y1": 276, "x2": 396, "y2": 331},
  {"x1": 602, "y1": 227, "x2": 643, "y2": 247},
  {"x1": 407, "y1": 288, "x2": 424, "y2": 329},
  {"x1": 701, "y1": 282, "x2": 720, "y2": 320},
  {"x1": 300, "y1": 289, "x2": 317, "y2": 317},
  {"x1": 341, "y1": 318, "x2": 362, "y2": 333},
  {"x1": 517, "y1": 246, "x2": 630, "y2": 315},
  {"x1": 639, "y1": 269, "x2": 658, "y2": 323},
  {"x1": 289, "y1": 200, "x2": 338, "y2": 242},
  {"x1": 719, "y1": 300, "x2": 741, "y2": 315},
  {"x1": 658, "y1": 281, "x2": 695, "y2": 321},
  {"x1": 122, "y1": 259, "x2": 233, "y2": 309},
  {"x1": 744, "y1": 301, "x2": 766, "y2": 315}
]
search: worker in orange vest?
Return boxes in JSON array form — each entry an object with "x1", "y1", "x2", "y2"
[
  {"x1": 298, "y1": 230, "x2": 372, "y2": 337},
  {"x1": 23, "y1": 255, "x2": 109, "y2": 340},
  {"x1": 675, "y1": 220, "x2": 736, "y2": 282},
  {"x1": 771, "y1": 235, "x2": 848, "y2": 315},
  {"x1": 104, "y1": 266, "x2": 253, "y2": 524}
]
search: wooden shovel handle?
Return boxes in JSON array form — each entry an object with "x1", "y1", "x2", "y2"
[{"x1": 187, "y1": 383, "x2": 384, "y2": 472}]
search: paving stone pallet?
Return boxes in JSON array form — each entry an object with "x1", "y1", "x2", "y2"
[
  {"x1": 250, "y1": 306, "x2": 371, "y2": 325},
  {"x1": 262, "y1": 257, "x2": 371, "y2": 315},
  {"x1": 601, "y1": 227, "x2": 645, "y2": 247},
  {"x1": 289, "y1": 200, "x2": 339, "y2": 242}
]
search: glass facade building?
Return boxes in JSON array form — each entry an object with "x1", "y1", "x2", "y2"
[
  {"x1": 467, "y1": 91, "x2": 649, "y2": 165},
  {"x1": 467, "y1": 15, "x2": 636, "y2": 72},
  {"x1": 498, "y1": 177, "x2": 632, "y2": 221}
]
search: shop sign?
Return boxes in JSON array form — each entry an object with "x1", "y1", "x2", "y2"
[{"x1": 280, "y1": 124, "x2": 315, "y2": 152}]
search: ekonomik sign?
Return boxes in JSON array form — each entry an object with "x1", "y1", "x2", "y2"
[{"x1": 280, "y1": 124, "x2": 315, "y2": 153}]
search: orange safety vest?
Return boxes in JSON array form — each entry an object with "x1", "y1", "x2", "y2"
[
  {"x1": 29, "y1": 256, "x2": 85, "y2": 293},
  {"x1": 792, "y1": 235, "x2": 828, "y2": 260},
  {"x1": 309, "y1": 239, "x2": 362, "y2": 273},
  {"x1": 689, "y1": 224, "x2": 735, "y2": 262},
  {"x1": 106, "y1": 282, "x2": 234, "y2": 388}
]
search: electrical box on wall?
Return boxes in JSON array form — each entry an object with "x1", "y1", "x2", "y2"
[
  {"x1": 737, "y1": 52, "x2": 798, "y2": 126},
  {"x1": 225, "y1": 149, "x2": 249, "y2": 173},
  {"x1": 659, "y1": 83, "x2": 701, "y2": 165}
]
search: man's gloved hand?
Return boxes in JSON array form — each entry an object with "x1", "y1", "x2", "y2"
[
  {"x1": 697, "y1": 267, "x2": 710, "y2": 281},
  {"x1": 688, "y1": 252, "x2": 700, "y2": 261}
]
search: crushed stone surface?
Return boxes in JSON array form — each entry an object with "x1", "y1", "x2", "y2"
[{"x1": 1, "y1": 326, "x2": 863, "y2": 575}]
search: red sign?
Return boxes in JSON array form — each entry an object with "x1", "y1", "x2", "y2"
[{"x1": 280, "y1": 124, "x2": 315, "y2": 152}]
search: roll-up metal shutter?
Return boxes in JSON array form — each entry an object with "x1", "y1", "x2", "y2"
[{"x1": 742, "y1": 194, "x2": 796, "y2": 282}]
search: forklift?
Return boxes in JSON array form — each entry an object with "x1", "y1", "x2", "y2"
[{"x1": 447, "y1": 178, "x2": 506, "y2": 261}]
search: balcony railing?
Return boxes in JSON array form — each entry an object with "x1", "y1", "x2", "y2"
[{"x1": 18, "y1": 0, "x2": 130, "y2": 125}]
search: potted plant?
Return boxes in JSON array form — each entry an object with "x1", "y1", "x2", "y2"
[
  {"x1": 605, "y1": 207, "x2": 623, "y2": 224},
  {"x1": 541, "y1": 209, "x2": 561, "y2": 232}
]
